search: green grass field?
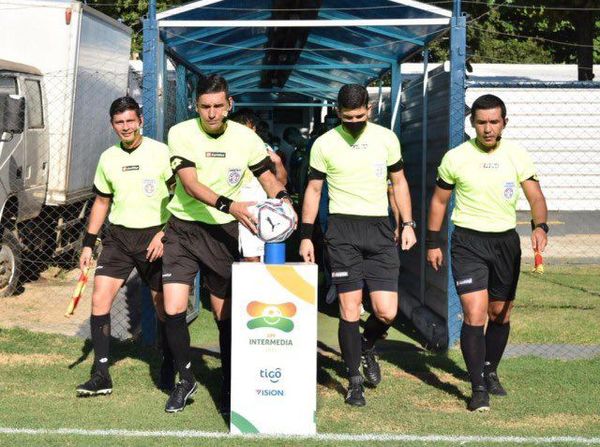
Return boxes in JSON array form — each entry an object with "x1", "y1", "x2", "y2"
[{"x1": 0, "y1": 265, "x2": 599, "y2": 446}]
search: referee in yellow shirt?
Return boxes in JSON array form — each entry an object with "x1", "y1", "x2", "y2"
[
  {"x1": 300, "y1": 84, "x2": 417, "y2": 407},
  {"x1": 76, "y1": 97, "x2": 174, "y2": 396},
  {"x1": 426, "y1": 94, "x2": 548, "y2": 411},
  {"x1": 160, "y1": 75, "x2": 291, "y2": 413}
]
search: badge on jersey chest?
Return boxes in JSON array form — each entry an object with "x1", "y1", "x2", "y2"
[
  {"x1": 503, "y1": 181, "x2": 516, "y2": 199},
  {"x1": 227, "y1": 168, "x2": 242, "y2": 186},
  {"x1": 143, "y1": 179, "x2": 157, "y2": 196}
]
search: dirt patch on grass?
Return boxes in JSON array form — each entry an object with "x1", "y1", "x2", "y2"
[
  {"x1": 0, "y1": 352, "x2": 69, "y2": 366},
  {"x1": 0, "y1": 267, "x2": 92, "y2": 337},
  {"x1": 499, "y1": 413, "x2": 600, "y2": 430}
]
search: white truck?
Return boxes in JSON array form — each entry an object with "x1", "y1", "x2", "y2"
[{"x1": 0, "y1": 0, "x2": 131, "y2": 295}]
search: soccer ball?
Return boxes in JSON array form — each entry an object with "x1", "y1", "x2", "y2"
[{"x1": 250, "y1": 199, "x2": 296, "y2": 243}]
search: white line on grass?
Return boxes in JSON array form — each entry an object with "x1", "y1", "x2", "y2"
[{"x1": 1, "y1": 428, "x2": 600, "y2": 444}]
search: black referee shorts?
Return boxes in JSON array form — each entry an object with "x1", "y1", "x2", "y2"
[
  {"x1": 325, "y1": 214, "x2": 400, "y2": 294},
  {"x1": 95, "y1": 224, "x2": 163, "y2": 292},
  {"x1": 161, "y1": 216, "x2": 239, "y2": 299},
  {"x1": 450, "y1": 226, "x2": 521, "y2": 300}
]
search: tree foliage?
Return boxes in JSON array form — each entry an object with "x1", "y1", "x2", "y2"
[
  {"x1": 86, "y1": 0, "x2": 183, "y2": 54},
  {"x1": 424, "y1": 0, "x2": 598, "y2": 79},
  {"x1": 88, "y1": 0, "x2": 598, "y2": 79}
]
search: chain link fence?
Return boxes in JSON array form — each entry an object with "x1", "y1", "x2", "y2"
[
  {"x1": 0, "y1": 66, "x2": 154, "y2": 339},
  {"x1": 466, "y1": 82, "x2": 600, "y2": 265},
  {"x1": 399, "y1": 64, "x2": 600, "y2": 356}
]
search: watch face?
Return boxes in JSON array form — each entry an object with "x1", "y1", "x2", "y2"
[{"x1": 537, "y1": 223, "x2": 549, "y2": 233}]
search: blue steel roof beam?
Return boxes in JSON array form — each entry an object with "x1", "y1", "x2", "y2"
[
  {"x1": 164, "y1": 11, "x2": 271, "y2": 48},
  {"x1": 300, "y1": 68, "x2": 362, "y2": 85},
  {"x1": 188, "y1": 35, "x2": 268, "y2": 64},
  {"x1": 199, "y1": 53, "x2": 264, "y2": 74},
  {"x1": 231, "y1": 88, "x2": 339, "y2": 93},
  {"x1": 229, "y1": 76, "x2": 261, "y2": 90},
  {"x1": 232, "y1": 90, "x2": 336, "y2": 102},
  {"x1": 220, "y1": 70, "x2": 258, "y2": 82},
  {"x1": 195, "y1": 63, "x2": 389, "y2": 70},
  {"x1": 299, "y1": 53, "x2": 387, "y2": 77},
  {"x1": 306, "y1": 35, "x2": 396, "y2": 64},
  {"x1": 271, "y1": 81, "x2": 336, "y2": 102},
  {"x1": 318, "y1": 10, "x2": 425, "y2": 46},
  {"x1": 286, "y1": 74, "x2": 335, "y2": 92}
]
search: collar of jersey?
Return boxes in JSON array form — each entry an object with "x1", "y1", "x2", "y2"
[
  {"x1": 470, "y1": 138, "x2": 503, "y2": 155},
  {"x1": 197, "y1": 118, "x2": 227, "y2": 139},
  {"x1": 119, "y1": 137, "x2": 144, "y2": 154},
  {"x1": 336, "y1": 121, "x2": 369, "y2": 146}
]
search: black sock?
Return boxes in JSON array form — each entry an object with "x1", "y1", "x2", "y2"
[
  {"x1": 216, "y1": 319, "x2": 232, "y2": 395},
  {"x1": 460, "y1": 323, "x2": 486, "y2": 389},
  {"x1": 165, "y1": 311, "x2": 194, "y2": 383},
  {"x1": 158, "y1": 320, "x2": 173, "y2": 366},
  {"x1": 91, "y1": 313, "x2": 111, "y2": 377},
  {"x1": 338, "y1": 319, "x2": 361, "y2": 378},
  {"x1": 362, "y1": 314, "x2": 392, "y2": 350},
  {"x1": 485, "y1": 321, "x2": 510, "y2": 373}
]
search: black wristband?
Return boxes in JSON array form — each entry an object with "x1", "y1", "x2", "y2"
[
  {"x1": 300, "y1": 223, "x2": 314, "y2": 240},
  {"x1": 275, "y1": 190, "x2": 291, "y2": 201},
  {"x1": 82, "y1": 232, "x2": 97, "y2": 249},
  {"x1": 215, "y1": 195, "x2": 233, "y2": 214},
  {"x1": 425, "y1": 230, "x2": 441, "y2": 249}
]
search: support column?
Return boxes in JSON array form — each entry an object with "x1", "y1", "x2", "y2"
[{"x1": 446, "y1": 0, "x2": 467, "y2": 348}]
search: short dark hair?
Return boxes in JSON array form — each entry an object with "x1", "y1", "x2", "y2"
[
  {"x1": 109, "y1": 96, "x2": 141, "y2": 120},
  {"x1": 229, "y1": 107, "x2": 258, "y2": 127},
  {"x1": 196, "y1": 74, "x2": 229, "y2": 99},
  {"x1": 337, "y1": 84, "x2": 369, "y2": 110},
  {"x1": 470, "y1": 94, "x2": 507, "y2": 119}
]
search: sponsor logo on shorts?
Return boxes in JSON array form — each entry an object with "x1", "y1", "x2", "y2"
[
  {"x1": 122, "y1": 165, "x2": 140, "y2": 172},
  {"x1": 162, "y1": 273, "x2": 172, "y2": 278},
  {"x1": 456, "y1": 278, "x2": 473, "y2": 286},
  {"x1": 205, "y1": 151, "x2": 226, "y2": 158},
  {"x1": 143, "y1": 179, "x2": 157, "y2": 197},
  {"x1": 227, "y1": 168, "x2": 242, "y2": 185},
  {"x1": 96, "y1": 265, "x2": 104, "y2": 270},
  {"x1": 332, "y1": 271, "x2": 349, "y2": 278}
]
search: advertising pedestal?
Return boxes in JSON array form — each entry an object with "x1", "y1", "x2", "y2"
[{"x1": 231, "y1": 262, "x2": 318, "y2": 434}]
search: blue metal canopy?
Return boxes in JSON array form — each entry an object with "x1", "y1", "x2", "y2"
[{"x1": 155, "y1": 0, "x2": 452, "y2": 105}]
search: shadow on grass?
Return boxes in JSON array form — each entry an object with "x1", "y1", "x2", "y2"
[
  {"x1": 68, "y1": 337, "x2": 228, "y2": 422},
  {"x1": 316, "y1": 298, "x2": 470, "y2": 404}
]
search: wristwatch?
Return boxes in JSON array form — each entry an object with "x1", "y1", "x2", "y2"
[
  {"x1": 401, "y1": 220, "x2": 417, "y2": 229},
  {"x1": 534, "y1": 222, "x2": 549, "y2": 234}
]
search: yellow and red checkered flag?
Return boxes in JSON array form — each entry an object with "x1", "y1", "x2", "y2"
[
  {"x1": 532, "y1": 251, "x2": 544, "y2": 274},
  {"x1": 64, "y1": 266, "x2": 90, "y2": 317}
]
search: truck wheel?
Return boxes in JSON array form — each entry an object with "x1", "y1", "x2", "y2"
[{"x1": 0, "y1": 230, "x2": 23, "y2": 297}]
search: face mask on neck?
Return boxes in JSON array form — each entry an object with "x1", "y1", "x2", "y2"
[{"x1": 342, "y1": 120, "x2": 367, "y2": 135}]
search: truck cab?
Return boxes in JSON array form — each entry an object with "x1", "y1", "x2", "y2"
[
  {"x1": 0, "y1": 60, "x2": 50, "y2": 223},
  {"x1": 0, "y1": 60, "x2": 50, "y2": 295}
]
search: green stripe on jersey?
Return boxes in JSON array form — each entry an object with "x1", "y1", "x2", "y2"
[
  {"x1": 93, "y1": 137, "x2": 172, "y2": 228},
  {"x1": 437, "y1": 139, "x2": 538, "y2": 232},
  {"x1": 310, "y1": 122, "x2": 401, "y2": 216},
  {"x1": 167, "y1": 119, "x2": 268, "y2": 224}
]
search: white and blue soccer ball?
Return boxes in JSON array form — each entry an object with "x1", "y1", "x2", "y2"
[{"x1": 250, "y1": 199, "x2": 296, "y2": 243}]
